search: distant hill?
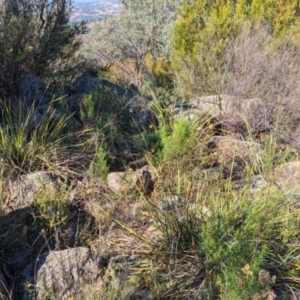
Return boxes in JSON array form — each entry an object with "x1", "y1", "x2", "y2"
[{"x1": 71, "y1": 0, "x2": 122, "y2": 23}]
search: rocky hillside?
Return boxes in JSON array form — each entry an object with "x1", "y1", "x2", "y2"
[
  {"x1": 71, "y1": 0, "x2": 122, "y2": 23},
  {"x1": 0, "y1": 71, "x2": 300, "y2": 299},
  {"x1": 2, "y1": 0, "x2": 300, "y2": 299}
]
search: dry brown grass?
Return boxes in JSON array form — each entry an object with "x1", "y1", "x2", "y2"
[{"x1": 220, "y1": 25, "x2": 300, "y2": 151}]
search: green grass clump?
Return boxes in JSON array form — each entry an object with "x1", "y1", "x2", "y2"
[{"x1": 0, "y1": 102, "x2": 69, "y2": 174}]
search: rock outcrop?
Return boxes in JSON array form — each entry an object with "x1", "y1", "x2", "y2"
[
  {"x1": 19, "y1": 75, "x2": 53, "y2": 107},
  {"x1": 2, "y1": 171, "x2": 55, "y2": 214},
  {"x1": 107, "y1": 165, "x2": 156, "y2": 194},
  {"x1": 208, "y1": 136, "x2": 262, "y2": 179},
  {"x1": 189, "y1": 95, "x2": 270, "y2": 136},
  {"x1": 22, "y1": 247, "x2": 103, "y2": 300},
  {"x1": 274, "y1": 161, "x2": 300, "y2": 200}
]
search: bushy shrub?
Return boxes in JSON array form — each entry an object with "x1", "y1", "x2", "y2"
[
  {"x1": 199, "y1": 191, "x2": 279, "y2": 298},
  {"x1": 88, "y1": 144, "x2": 109, "y2": 180},
  {"x1": 223, "y1": 25, "x2": 300, "y2": 139},
  {"x1": 135, "y1": 175, "x2": 300, "y2": 299},
  {"x1": 159, "y1": 117, "x2": 198, "y2": 162},
  {"x1": 171, "y1": 0, "x2": 300, "y2": 97},
  {"x1": 0, "y1": 0, "x2": 85, "y2": 101},
  {"x1": 83, "y1": 0, "x2": 180, "y2": 87},
  {"x1": 80, "y1": 89, "x2": 130, "y2": 132}
]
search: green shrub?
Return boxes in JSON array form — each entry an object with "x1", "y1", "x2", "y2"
[
  {"x1": 0, "y1": 0, "x2": 85, "y2": 101},
  {"x1": 128, "y1": 171, "x2": 300, "y2": 299},
  {"x1": 33, "y1": 185, "x2": 70, "y2": 233},
  {"x1": 199, "y1": 189, "x2": 280, "y2": 299},
  {"x1": 159, "y1": 117, "x2": 197, "y2": 162},
  {"x1": 88, "y1": 144, "x2": 109, "y2": 180},
  {"x1": 83, "y1": 0, "x2": 180, "y2": 88},
  {"x1": 80, "y1": 89, "x2": 130, "y2": 133},
  {"x1": 171, "y1": 0, "x2": 300, "y2": 96}
]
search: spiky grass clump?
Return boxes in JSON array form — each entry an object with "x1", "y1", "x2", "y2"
[{"x1": 0, "y1": 103, "x2": 69, "y2": 174}]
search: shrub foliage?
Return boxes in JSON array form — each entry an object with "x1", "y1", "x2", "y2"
[
  {"x1": 0, "y1": 0, "x2": 85, "y2": 100},
  {"x1": 171, "y1": 0, "x2": 300, "y2": 96}
]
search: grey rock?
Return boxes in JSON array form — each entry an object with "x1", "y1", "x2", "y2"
[
  {"x1": 170, "y1": 95, "x2": 272, "y2": 135},
  {"x1": 107, "y1": 171, "x2": 138, "y2": 193},
  {"x1": 71, "y1": 73, "x2": 135, "y2": 100},
  {"x1": 274, "y1": 161, "x2": 300, "y2": 198},
  {"x1": 107, "y1": 165, "x2": 156, "y2": 193},
  {"x1": 208, "y1": 136, "x2": 262, "y2": 152},
  {"x1": 22, "y1": 247, "x2": 102, "y2": 300},
  {"x1": 19, "y1": 75, "x2": 53, "y2": 107},
  {"x1": 191, "y1": 94, "x2": 238, "y2": 117},
  {"x1": 72, "y1": 72, "x2": 100, "y2": 95},
  {"x1": 191, "y1": 95, "x2": 270, "y2": 135},
  {"x1": 3, "y1": 171, "x2": 55, "y2": 214},
  {"x1": 208, "y1": 136, "x2": 262, "y2": 180}
]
